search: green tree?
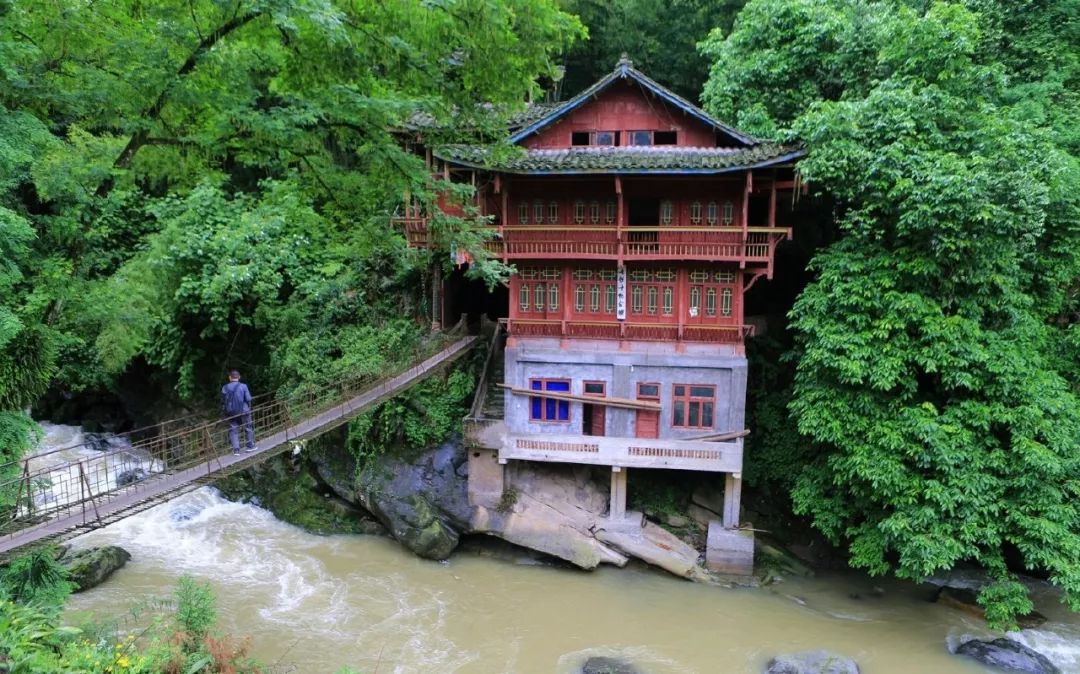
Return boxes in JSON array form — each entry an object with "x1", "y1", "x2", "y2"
[{"x1": 703, "y1": 0, "x2": 1080, "y2": 627}]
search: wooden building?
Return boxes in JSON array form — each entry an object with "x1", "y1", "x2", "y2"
[{"x1": 400, "y1": 58, "x2": 804, "y2": 574}]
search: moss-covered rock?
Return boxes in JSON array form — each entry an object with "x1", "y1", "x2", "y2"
[
  {"x1": 60, "y1": 546, "x2": 130, "y2": 592},
  {"x1": 215, "y1": 454, "x2": 383, "y2": 536}
]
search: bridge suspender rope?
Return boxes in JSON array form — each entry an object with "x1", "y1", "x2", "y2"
[{"x1": 0, "y1": 334, "x2": 478, "y2": 558}]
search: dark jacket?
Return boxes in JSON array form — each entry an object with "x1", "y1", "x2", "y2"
[{"x1": 221, "y1": 381, "x2": 252, "y2": 416}]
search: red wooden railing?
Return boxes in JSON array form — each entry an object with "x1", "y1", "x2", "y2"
[{"x1": 500, "y1": 318, "x2": 753, "y2": 344}]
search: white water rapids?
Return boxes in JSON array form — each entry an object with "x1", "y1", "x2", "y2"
[{"x1": 20, "y1": 424, "x2": 1074, "y2": 673}]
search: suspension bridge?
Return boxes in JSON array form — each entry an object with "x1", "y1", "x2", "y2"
[{"x1": 0, "y1": 332, "x2": 479, "y2": 559}]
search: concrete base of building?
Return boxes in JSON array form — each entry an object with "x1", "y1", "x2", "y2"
[
  {"x1": 705, "y1": 521, "x2": 754, "y2": 576},
  {"x1": 467, "y1": 447, "x2": 504, "y2": 508}
]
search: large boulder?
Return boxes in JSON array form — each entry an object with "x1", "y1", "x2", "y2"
[
  {"x1": 306, "y1": 433, "x2": 358, "y2": 502},
  {"x1": 60, "y1": 546, "x2": 131, "y2": 592},
  {"x1": 356, "y1": 435, "x2": 472, "y2": 559},
  {"x1": 954, "y1": 638, "x2": 1059, "y2": 674},
  {"x1": 764, "y1": 651, "x2": 860, "y2": 674},
  {"x1": 581, "y1": 656, "x2": 642, "y2": 674}
]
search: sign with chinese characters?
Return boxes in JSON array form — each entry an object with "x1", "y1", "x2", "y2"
[{"x1": 616, "y1": 265, "x2": 627, "y2": 320}]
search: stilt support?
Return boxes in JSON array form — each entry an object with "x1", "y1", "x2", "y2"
[{"x1": 610, "y1": 467, "x2": 628, "y2": 519}]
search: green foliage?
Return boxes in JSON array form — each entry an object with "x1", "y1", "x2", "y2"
[
  {"x1": 0, "y1": 548, "x2": 73, "y2": 612},
  {"x1": 560, "y1": 0, "x2": 745, "y2": 100},
  {"x1": 174, "y1": 576, "x2": 217, "y2": 645},
  {"x1": 704, "y1": 0, "x2": 1080, "y2": 628}
]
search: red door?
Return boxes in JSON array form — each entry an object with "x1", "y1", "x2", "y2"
[
  {"x1": 635, "y1": 382, "x2": 660, "y2": 439},
  {"x1": 583, "y1": 381, "x2": 607, "y2": 436}
]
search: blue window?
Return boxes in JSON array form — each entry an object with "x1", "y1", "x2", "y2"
[{"x1": 530, "y1": 379, "x2": 570, "y2": 422}]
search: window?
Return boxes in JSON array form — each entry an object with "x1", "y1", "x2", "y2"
[
  {"x1": 534, "y1": 200, "x2": 544, "y2": 224},
  {"x1": 548, "y1": 201, "x2": 559, "y2": 224},
  {"x1": 584, "y1": 381, "x2": 606, "y2": 396},
  {"x1": 589, "y1": 201, "x2": 600, "y2": 224},
  {"x1": 705, "y1": 288, "x2": 717, "y2": 317},
  {"x1": 518, "y1": 284, "x2": 529, "y2": 312},
  {"x1": 631, "y1": 286, "x2": 643, "y2": 314},
  {"x1": 660, "y1": 200, "x2": 674, "y2": 226},
  {"x1": 706, "y1": 201, "x2": 719, "y2": 226},
  {"x1": 689, "y1": 201, "x2": 702, "y2": 225},
  {"x1": 594, "y1": 131, "x2": 615, "y2": 146},
  {"x1": 534, "y1": 283, "x2": 546, "y2": 311},
  {"x1": 662, "y1": 287, "x2": 674, "y2": 316},
  {"x1": 716, "y1": 270, "x2": 736, "y2": 283},
  {"x1": 590, "y1": 285, "x2": 601, "y2": 312},
  {"x1": 637, "y1": 383, "x2": 660, "y2": 399},
  {"x1": 573, "y1": 269, "x2": 594, "y2": 280},
  {"x1": 573, "y1": 200, "x2": 585, "y2": 224},
  {"x1": 672, "y1": 384, "x2": 715, "y2": 429},
  {"x1": 571, "y1": 132, "x2": 590, "y2": 146},
  {"x1": 575, "y1": 284, "x2": 586, "y2": 312},
  {"x1": 605, "y1": 201, "x2": 617, "y2": 225},
  {"x1": 530, "y1": 379, "x2": 570, "y2": 422},
  {"x1": 647, "y1": 286, "x2": 658, "y2": 315},
  {"x1": 605, "y1": 285, "x2": 616, "y2": 313},
  {"x1": 721, "y1": 288, "x2": 733, "y2": 317},
  {"x1": 548, "y1": 284, "x2": 559, "y2": 312},
  {"x1": 654, "y1": 130, "x2": 677, "y2": 145},
  {"x1": 722, "y1": 201, "x2": 734, "y2": 225},
  {"x1": 629, "y1": 130, "x2": 652, "y2": 146},
  {"x1": 518, "y1": 202, "x2": 529, "y2": 225},
  {"x1": 690, "y1": 287, "x2": 701, "y2": 314}
]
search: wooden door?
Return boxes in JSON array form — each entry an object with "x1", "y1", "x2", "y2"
[
  {"x1": 635, "y1": 382, "x2": 660, "y2": 439},
  {"x1": 583, "y1": 381, "x2": 607, "y2": 436}
]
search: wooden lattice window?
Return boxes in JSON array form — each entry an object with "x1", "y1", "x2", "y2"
[
  {"x1": 722, "y1": 201, "x2": 734, "y2": 225},
  {"x1": 605, "y1": 285, "x2": 616, "y2": 313},
  {"x1": 574, "y1": 200, "x2": 586, "y2": 224},
  {"x1": 706, "y1": 201, "x2": 719, "y2": 226},
  {"x1": 663, "y1": 287, "x2": 674, "y2": 316},
  {"x1": 574, "y1": 285, "x2": 586, "y2": 312},
  {"x1": 631, "y1": 286, "x2": 643, "y2": 314},
  {"x1": 721, "y1": 288, "x2": 733, "y2": 317},
  {"x1": 533, "y1": 199, "x2": 544, "y2": 224},
  {"x1": 672, "y1": 384, "x2": 715, "y2": 429},
  {"x1": 518, "y1": 284, "x2": 530, "y2": 312},
  {"x1": 518, "y1": 202, "x2": 529, "y2": 225},
  {"x1": 647, "y1": 287, "x2": 658, "y2": 315},
  {"x1": 534, "y1": 283, "x2": 546, "y2": 311},
  {"x1": 573, "y1": 269, "x2": 594, "y2": 280},
  {"x1": 548, "y1": 201, "x2": 559, "y2": 224},
  {"x1": 605, "y1": 201, "x2": 617, "y2": 225},
  {"x1": 548, "y1": 284, "x2": 559, "y2": 312},
  {"x1": 660, "y1": 200, "x2": 674, "y2": 225},
  {"x1": 705, "y1": 288, "x2": 717, "y2": 317},
  {"x1": 716, "y1": 270, "x2": 736, "y2": 283},
  {"x1": 690, "y1": 201, "x2": 702, "y2": 225},
  {"x1": 589, "y1": 201, "x2": 601, "y2": 224},
  {"x1": 690, "y1": 287, "x2": 701, "y2": 314}
]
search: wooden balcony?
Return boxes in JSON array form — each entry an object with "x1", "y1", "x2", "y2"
[
  {"x1": 500, "y1": 432, "x2": 743, "y2": 473},
  {"x1": 394, "y1": 219, "x2": 790, "y2": 266},
  {"x1": 500, "y1": 318, "x2": 753, "y2": 344}
]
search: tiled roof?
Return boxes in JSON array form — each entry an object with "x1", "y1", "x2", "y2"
[
  {"x1": 435, "y1": 143, "x2": 805, "y2": 174},
  {"x1": 404, "y1": 102, "x2": 564, "y2": 132}
]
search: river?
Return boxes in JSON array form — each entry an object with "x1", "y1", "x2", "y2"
[{"x1": 34, "y1": 424, "x2": 1080, "y2": 673}]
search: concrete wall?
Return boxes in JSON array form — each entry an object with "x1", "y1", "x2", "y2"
[{"x1": 503, "y1": 337, "x2": 747, "y2": 442}]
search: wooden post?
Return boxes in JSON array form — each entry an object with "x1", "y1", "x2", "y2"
[
  {"x1": 431, "y1": 260, "x2": 443, "y2": 331},
  {"x1": 615, "y1": 176, "x2": 624, "y2": 266},
  {"x1": 501, "y1": 176, "x2": 510, "y2": 263},
  {"x1": 676, "y1": 268, "x2": 687, "y2": 341},
  {"x1": 741, "y1": 171, "x2": 751, "y2": 269},
  {"x1": 723, "y1": 473, "x2": 742, "y2": 528},
  {"x1": 768, "y1": 169, "x2": 777, "y2": 229}
]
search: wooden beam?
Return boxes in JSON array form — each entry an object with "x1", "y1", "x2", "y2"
[
  {"x1": 498, "y1": 384, "x2": 660, "y2": 411},
  {"x1": 685, "y1": 429, "x2": 750, "y2": 442}
]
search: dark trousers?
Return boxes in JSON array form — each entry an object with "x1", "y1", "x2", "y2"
[{"x1": 229, "y1": 412, "x2": 255, "y2": 451}]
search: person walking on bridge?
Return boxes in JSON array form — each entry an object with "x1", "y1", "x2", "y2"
[{"x1": 222, "y1": 370, "x2": 257, "y2": 455}]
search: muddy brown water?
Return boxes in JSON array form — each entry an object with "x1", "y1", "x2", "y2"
[{"x1": 34, "y1": 425, "x2": 1080, "y2": 673}]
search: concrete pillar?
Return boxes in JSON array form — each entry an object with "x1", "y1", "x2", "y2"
[
  {"x1": 431, "y1": 260, "x2": 443, "y2": 331},
  {"x1": 610, "y1": 467, "x2": 628, "y2": 519},
  {"x1": 723, "y1": 473, "x2": 742, "y2": 528}
]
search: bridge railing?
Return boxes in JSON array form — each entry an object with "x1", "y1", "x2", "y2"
[{"x1": 0, "y1": 328, "x2": 467, "y2": 536}]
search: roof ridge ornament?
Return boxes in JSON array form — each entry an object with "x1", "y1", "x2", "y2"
[{"x1": 616, "y1": 54, "x2": 633, "y2": 70}]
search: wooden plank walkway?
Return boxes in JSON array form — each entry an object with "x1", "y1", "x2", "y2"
[{"x1": 0, "y1": 336, "x2": 477, "y2": 558}]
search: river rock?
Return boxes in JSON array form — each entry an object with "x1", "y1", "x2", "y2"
[
  {"x1": 356, "y1": 435, "x2": 472, "y2": 560},
  {"x1": 307, "y1": 434, "x2": 358, "y2": 502},
  {"x1": 764, "y1": 650, "x2": 860, "y2": 674},
  {"x1": 954, "y1": 638, "x2": 1059, "y2": 674},
  {"x1": 581, "y1": 656, "x2": 642, "y2": 674},
  {"x1": 60, "y1": 546, "x2": 131, "y2": 592},
  {"x1": 116, "y1": 468, "x2": 148, "y2": 487},
  {"x1": 756, "y1": 538, "x2": 814, "y2": 578},
  {"x1": 83, "y1": 432, "x2": 112, "y2": 452},
  {"x1": 935, "y1": 587, "x2": 1047, "y2": 628}
]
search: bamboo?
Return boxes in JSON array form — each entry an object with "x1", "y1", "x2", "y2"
[{"x1": 498, "y1": 384, "x2": 661, "y2": 411}]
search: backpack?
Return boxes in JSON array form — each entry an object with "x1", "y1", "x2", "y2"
[{"x1": 222, "y1": 382, "x2": 247, "y2": 416}]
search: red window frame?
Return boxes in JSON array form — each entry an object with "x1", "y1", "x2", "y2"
[
  {"x1": 672, "y1": 384, "x2": 716, "y2": 429},
  {"x1": 583, "y1": 381, "x2": 606, "y2": 397}
]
